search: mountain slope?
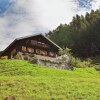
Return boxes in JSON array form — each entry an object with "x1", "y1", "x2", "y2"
[{"x1": 0, "y1": 60, "x2": 100, "y2": 100}]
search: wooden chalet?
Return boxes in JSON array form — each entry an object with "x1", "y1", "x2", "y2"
[{"x1": 0, "y1": 34, "x2": 62, "y2": 60}]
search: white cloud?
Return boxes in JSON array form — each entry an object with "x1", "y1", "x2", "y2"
[
  {"x1": 91, "y1": 0, "x2": 100, "y2": 10},
  {"x1": 0, "y1": 0, "x2": 100, "y2": 51}
]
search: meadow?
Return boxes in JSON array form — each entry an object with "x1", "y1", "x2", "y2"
[{"x1": 0, "y1": 60, "x2": 100, "y2": 100}]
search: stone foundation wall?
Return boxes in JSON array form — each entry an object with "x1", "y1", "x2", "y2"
[
  {"x1": 37, "y1": 59, "x2": 71, "y2": 70},
  {"x1": 14, "y1": 52, "x2": 72, "y2": 70}
]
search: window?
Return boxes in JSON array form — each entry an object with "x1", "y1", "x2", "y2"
[
  {"x1": 11, "y1": 49, "x2": 16, "y2": 55},
  {"x1": 11, "y1": 49, "x2": 16, "y2": 58},
  {"x1": 22, "y1": 46, "x2": 26, "y2": 52},
  {"x1": 27, "y1": 48, "x2": 34, "y2": 53},
  {"x1": 12, "y1": 49, "x2": 16, "y2": 54},
  {"x1": 36, "y1": 49, "x2": 48, "y2": 55},
  {"x1": 49, "y1": 52, "x2": 54, "y2": 57},
  {"x1": 36, "y1": 49, "x2": 40, "y2": 54},
  {"x1": 40, "y1": 50, "x2": 47, "y2": 55},
  {"x1": 31, "y1": 40, "x2": 50, "y2": 48}
]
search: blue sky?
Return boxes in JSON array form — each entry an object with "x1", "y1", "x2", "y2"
[
  {"x1": 0, "y1": 0, "x2": 93, "y2": 13},
  {"x1": 0, "y1": 0, "x2": 100, "y2": 50},
  {"x1": 78, "y1": 0, "x2": 93, "y2": 9},
  {"x1": 0, "y1": 0, "x2": 12, "y2": 14}
]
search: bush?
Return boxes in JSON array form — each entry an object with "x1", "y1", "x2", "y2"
[
  {"x1": 0, "y1": 56, "x2": 8, "y2": 60},
  {"x1": 70, "y1": 57, "x2": 92, "y2": 68},
  {"x1": 58, "y1": 48, "x2": 93, "y2": 68},
  {"x1": 15, "y1": 53, "x2": 23, "y2": 59},
  {"x1": 31, "y1": 59, "x2": 38, "y2": 64}
]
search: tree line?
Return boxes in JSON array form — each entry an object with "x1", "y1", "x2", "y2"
[{"x1": 46, "y1": 9, "x2": 100, "y2": 57}]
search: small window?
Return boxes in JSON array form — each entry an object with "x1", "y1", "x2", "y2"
[
  {"x1": 22, "y1": 46, "x2": 26, "y2": 52},
  {"x1": 49, "y1": 52, "x2": 54, "y2": 57},
  {"x1": 27, "y1": 48, "x2": 34, "y2": 53},
  {"x1": 11, "y1": 49, "x2": 16, "y2": 54},
  {"x1": 36, "y1": 49, "x2": 40, "y2": 54},
  {"x1": 40, "y1": 50, "x2": 47, "y2": 55}
]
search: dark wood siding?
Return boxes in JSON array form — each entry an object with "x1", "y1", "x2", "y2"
[{"x1": 0, "y1": 35, "x2": 60, "y2": 59}]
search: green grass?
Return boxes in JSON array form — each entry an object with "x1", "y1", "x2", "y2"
[{"x1": 0, "y1": 60, "x2": 100, "y2": 100}]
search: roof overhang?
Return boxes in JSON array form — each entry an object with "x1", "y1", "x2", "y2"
[{"x1": 0, "y1": 34, "x2": 62, "y2": 57}]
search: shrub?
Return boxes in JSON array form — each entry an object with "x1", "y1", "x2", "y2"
[
  {"x1": 70, "y1": 57, "x2": 92, "y2": 68},
  {"x1": 59, "y1": 48, "x2": 93, "y2": 68},
  {"x1": 15, "y1": 53, "x2": 23, "y2": 59},
  {"x1": 0, "y1": 56, "x2": 8, "y2": 60},
  {"x1": 32, "y1": 59, "x2": 38, "y2": 64}
]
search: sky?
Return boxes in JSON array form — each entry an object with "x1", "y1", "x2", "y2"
[{"x1": 0, "y1": 0, "x2": 100, "y2": 51}]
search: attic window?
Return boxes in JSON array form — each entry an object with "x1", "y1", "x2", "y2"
[{"x1": 31, "y1": 40, "x2": 50, "y2": 48}]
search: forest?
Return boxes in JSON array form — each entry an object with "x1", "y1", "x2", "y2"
[{"x1": 46, "y1": 9, "x2": 100, "y2": 58}]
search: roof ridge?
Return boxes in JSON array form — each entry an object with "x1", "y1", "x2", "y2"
[{"x1": 16, "y1": 33, "x2": 42, "y2": 40}]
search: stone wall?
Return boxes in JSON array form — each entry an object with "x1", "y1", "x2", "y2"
[
  {"x1": 37, "y1": 59, "x2": 71, "y2": 70},
  {"x1": 14, "y1": 52, "x2": 72, "y2": 70}
]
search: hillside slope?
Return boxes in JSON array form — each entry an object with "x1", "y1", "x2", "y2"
[{"x1": 0, "y1": 60, "x2": 100, "y2": 100}]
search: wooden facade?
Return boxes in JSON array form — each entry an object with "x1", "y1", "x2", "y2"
[{"x1": 0, "y1": 34, "x2": 62, "y2": 59}]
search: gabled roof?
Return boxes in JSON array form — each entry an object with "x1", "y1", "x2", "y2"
[
  {"x1": 0, "y1": 34, "x2": 62, "y2": 56},
  {"x1": 16, "y1": 34, "x2": 62, "y2": 49}
]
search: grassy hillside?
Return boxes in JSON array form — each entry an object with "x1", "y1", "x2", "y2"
[{"x1": 0, "y1": 60, "x2": 100, "y2": 100}]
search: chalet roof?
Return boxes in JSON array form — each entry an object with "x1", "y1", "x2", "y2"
[
  {"x1": 16, "y1": 34, "x2": 62, "y2": 49},
  {"x1": 0, "y1": 34, "x2": 62, "y2": 56}
]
